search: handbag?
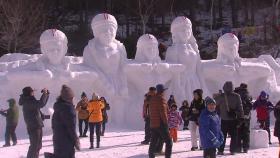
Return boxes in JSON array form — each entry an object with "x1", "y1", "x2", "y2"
[{"x1": 224, "y1": 94, "x2": 237, "y2": 119}]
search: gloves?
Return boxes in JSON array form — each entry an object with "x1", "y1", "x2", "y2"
[
  {"x1": 75, "y1": 138, "x2": 81, "y2": 151},
  {"x1": 161, "y1": 123, "x2": 169, "y2": 132}
]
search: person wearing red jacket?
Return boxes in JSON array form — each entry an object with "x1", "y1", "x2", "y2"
[
  {"x1": 141, "y1": 87, "x2": 156, "y2": 145},
  {"x1": 253, "y1": 91, "x2": 274, "y2": 144}
]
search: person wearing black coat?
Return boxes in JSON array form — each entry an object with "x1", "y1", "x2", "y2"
[
  {"x1": 274, "y1": 101, "x2": 280, "y2": 143},
  {"x1": 100, "y1": 97, "x2": 110, "y2": 136},
  {"x1": 179, "y1": 100, "x2": 190, "y2": 130},
  {"x1": 52, "y1": 85, "x2": 80, "y2": 158},
  {"x1": 234, "y1": 83, "x2": 253, "y2": 153},
  {"x1": 19, "y1": 86, "x2": 49, "y2": 158},
  {"x1": 188, "y1": 89, "x2": 205, "y2": 151}
]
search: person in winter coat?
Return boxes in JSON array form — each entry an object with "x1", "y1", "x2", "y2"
[
  {"x1": 87, "y1": 93, "x2": 105, "y2": 149},
  {"x1": 253, "y1": 91, "x2": 274, "y2": 144},
  {"x1": 215, "y1": 81, "x2": 244, "y2": 155},
  {"x1": 0, "y1": 98, "x2": 19, "y2": 147},
  {"x1": 141, "y1": 87, "x2": 156, "y2": 145},
  {"x1": 275, "y1": 101, "x2": 280, "y2": 142},
  {"x1": 199, "y1": 96, "x2": 224, "y2": 158},
  {"x1": 19, "y1": 86, "x2": 49, "y2": 158},
  {"x1": 188, "y1": 89, "x2": 205, "y2": 151},
  {"x1": 148, "y1": 84, "x2": 173, "y2": 158},
  {"x1": 167, "y1": 95, "x2": 176, "y2": 110},
  {"x1": 52, "y1": 85, "x2": 80, "y2": 158},
  {"x1": 168, "y1": 104, "x2": 182, "y2": 142},
  {"x1": 179, "y1": 100, "x2": 190, "y2": 130},
  {"x1": 100, "y1": 97, "x2": 110, "y2": 136},
  {"x1": 76, "y1": 92, "x2": 89, "y2": 137},
  {"x1": 234, "y1": 83, "x2": 253, "y2": 153},
  {"x1": 274, "y1": 101, "x2": 280, "y2": 158}
]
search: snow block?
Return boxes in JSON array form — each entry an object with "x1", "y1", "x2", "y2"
[{"x1": 250, "y1": 129, "x2": 269, "y2": 149}]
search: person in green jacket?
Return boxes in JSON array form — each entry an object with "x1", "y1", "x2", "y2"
[{"x1": 0, "y1": 98, "x2": 19, "y2": 147}]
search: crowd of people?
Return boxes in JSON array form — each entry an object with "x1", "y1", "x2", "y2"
[
  {"x1": 141, "y1": 82, "x2": 280, "y2": 158},
  {"x1": 0, "y1": 85, "x2": 110, "y2": 158},
  {"x1": 0, "y1": 81, "x2": 280, "y2": 158}
]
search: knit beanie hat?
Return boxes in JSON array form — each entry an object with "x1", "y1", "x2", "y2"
[
  {"x1": 205, "y1": 96, "x2": 216, "y2": 106},
  {"x1": 60, "y1": 85, "x2": 74, "y2": 103},
  {"x1": 7, "y1": 98, "x2": 16, "y2": 107},
  {"x1": 92, "y1": 92, "x2": 99, "y2": 100},
  {"x1": 260, "y1": 91, "x2": 268, "y2": 99},
  {"x1": 240, "y1": 83, "x2": 248, "y2": 89},
  {"x1": 81, "y1": 92, "x2": 87, "y2": 98}
]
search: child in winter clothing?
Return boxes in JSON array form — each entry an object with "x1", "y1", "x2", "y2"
[
  {"x1": 87, "y1": 93, "x2": 105, "y2": 149},
  {"x1": 168, "y1": 95, "x2": 176, "y2": 110},
  {"x1": 199, "y1": 97, "x2": 224, "y2": 158},
  {"x1": 179, "y1": 100, "x2": 190, "y2": 130},
  {"x1": 0, "y1": 98, "x2": 19, "y2": 147},
  {"x1": 253, "y1": 91, "x2": 274, "y2": 144},
  {"x1": 168, "y1": 104, "x2": 182, "y2": 142}
]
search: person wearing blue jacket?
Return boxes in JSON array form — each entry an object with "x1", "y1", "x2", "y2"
[{"x1": 199, "y1": 97, "x2": 224, "y2": 158}]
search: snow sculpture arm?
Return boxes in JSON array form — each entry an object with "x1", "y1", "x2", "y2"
[{"x1": 196, "y1": 53, "x2": 210, "y2": 95}]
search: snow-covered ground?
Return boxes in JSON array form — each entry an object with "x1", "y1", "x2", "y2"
[{"x1": 0, "y1": 129, "x2": 278, "y2": 158}]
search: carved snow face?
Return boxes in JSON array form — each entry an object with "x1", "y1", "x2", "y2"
[
  {"x1": 142, "y1": 43, "x2": 158, "y2": 61},
  {"x1": 172, "y1": 24, "x2": 192, "y2": 44},
  {"x1": 94, "y1": 24, "x2": 116, "y2": 46},
  {"x1": 221, "y1": 42, "x2": 239, "y2": 59},
  {"x1": 136, "y1": 34, "x2": 159, "y2": 62},
  {"x1": 41, "y1": 40, "x2": 67, "y2": 65},
  {"x1": 40, "y1": 29, "x2": 68, "y2": 65},
  {"x1": 217, "y1": 33, "x2": 239, "y2": 62}
]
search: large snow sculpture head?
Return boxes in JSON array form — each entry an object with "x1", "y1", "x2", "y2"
[
  {"x1": 170, "y1": 16, "x2": 199, "y2": 53},
  {"x1": 91, "y1": 13, "x2": 117, "y2": 46},
  {"x1": 217, "y1": 33, "x2": 240, "y2": 63},
  {"x1": 135, "y1": 34, "x2": 161, "y2": 63},
  {"x1": 40, "y1": 29, "x2": 68, "y2": 65}
]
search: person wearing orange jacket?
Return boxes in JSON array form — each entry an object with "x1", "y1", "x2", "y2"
[{"x1": 87, "y1": 93, "x2": 105, "y2": 149}]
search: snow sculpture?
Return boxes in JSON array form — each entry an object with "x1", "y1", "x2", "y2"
[
  {"x1": 126, "y1": 34, "x2": 184, "y2": 93},
  {"x1": 124, "y1": 34, "x2": 184, "y2": 127},
  {"x1": 0, "y1": 29, "x2": 73, "y2": 137},
  {"x1": 258, "y1": 55, "x2": 280, "y2": 86},
  {"x1": 83, "y1": 13, "x2": 128, "y2": 97},
  {"x1": 202, "y1": 33, "x2": 274, "y2": 99},
  {"x1": 6, "y1": 29, "x2": 71, "y2": 84},
  {"x1": 165, "y1": 16, "x2": 209, "y2": 102},
  {"x1": 0, "y1": 53, "x2": 41, "y2": 72}
]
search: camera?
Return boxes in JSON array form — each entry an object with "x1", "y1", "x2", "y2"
[
  {"x1": 42, "y1": 114, "x2": 51, "y2": 120},
  {"x1": 40, "y1": 111, "x2": 50, "y2": 120},
  {"x1": 41, "y1": 89, "x2": 50, "y2": 94}
]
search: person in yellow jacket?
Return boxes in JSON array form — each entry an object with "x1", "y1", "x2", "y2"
[{"x1": 87, "y1": 93, "x2": 105, "y2": 149}]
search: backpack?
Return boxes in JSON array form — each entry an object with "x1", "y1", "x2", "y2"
[{"x1": 256, "y1": 105, "x2": 268, "y2": 121}]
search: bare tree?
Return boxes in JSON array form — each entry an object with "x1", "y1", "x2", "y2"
[
  {"x1": 170, "y1": 0, "x2": 175, "y2": 17},
  {"x1": 272, "y1": 0, "x2": 280, "y2": 25},
  {"x1": 210, "y1": 0, "x2": 215, "y2": 39},
  {"x1": 0, "y1": 0, "x2": 47, "y2": 53},
  {"x1": 137, "y1": 0, "x2": 159, "y2": 34}
]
